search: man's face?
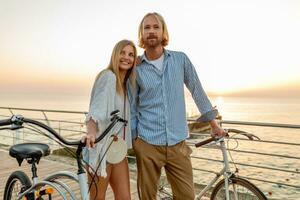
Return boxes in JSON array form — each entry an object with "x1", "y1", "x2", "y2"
[{"x1": 142, "y1": 15, "x2": 163, "y2": 48}]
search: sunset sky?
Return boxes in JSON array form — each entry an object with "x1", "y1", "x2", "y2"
[{"x1": 1, "y1": 0, "x2": 299, "y2": 98}]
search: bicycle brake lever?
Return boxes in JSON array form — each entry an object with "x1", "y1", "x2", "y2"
[
  {"x1": 245, "y1": 133, "x2": 261, "y2": 140},
  {"x1": 238, "y1": 132, "x2": 261, "y2": 140},
  {"x1": 225, "y1": 128, "x2": 260, "y2": 140}
]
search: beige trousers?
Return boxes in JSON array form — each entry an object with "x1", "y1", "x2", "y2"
[{"x1": 133, "y1": 137, "x2": 195, "y2": 200}]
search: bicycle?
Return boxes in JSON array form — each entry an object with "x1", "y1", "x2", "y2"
[
  {"x1": 158, "y1": 129, "x2": 268, "y2": 200},
  {"x1": 0, "y1": 110, "x2": 127, "y2": 200}
]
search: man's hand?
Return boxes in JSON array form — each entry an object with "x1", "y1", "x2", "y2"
[{"x1": 209, "y1": 119, "x2": 227, "y2": 137}]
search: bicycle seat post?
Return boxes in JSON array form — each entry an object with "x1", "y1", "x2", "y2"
[{"x1": 27, "y1": 158, "x2": 39, "y2": 184}]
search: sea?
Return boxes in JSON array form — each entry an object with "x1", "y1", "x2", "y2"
[
  {"x1": 0, "y1": 94, "x2": 299, "y2": 199},
  {"x1": 186, "y1": 96, "x2": 300, "y2": 200}
]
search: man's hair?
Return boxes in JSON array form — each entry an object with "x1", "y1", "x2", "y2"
[{"x1": 138, "y1": 12, "x2": 169, "y2": 49}]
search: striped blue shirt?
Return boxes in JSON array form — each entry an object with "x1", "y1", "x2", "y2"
[{"x1": 128, "y1": 49, "x2": 217, "y2": 146}]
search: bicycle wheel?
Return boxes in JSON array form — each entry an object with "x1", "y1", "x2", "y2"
[
  {"x1": 3, "y1": 171, "x2": 33, "y2": 200},
  {"x1": 211, "y1": 177, "x2": 267, "y2": 200}
]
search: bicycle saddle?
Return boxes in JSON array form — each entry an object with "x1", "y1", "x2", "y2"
[{"x1": 9, "y1": 143, "x2": 50, "y2": 166}]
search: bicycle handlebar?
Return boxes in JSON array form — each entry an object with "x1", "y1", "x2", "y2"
[
  {"x1": 194, "y1": 137, "x2": 215, "y2": 148},
  {"x1": 0, "y1": 118, "x2": 12, "y2": 126},
  {"x1": 0, "y1": 110, "x2": 127, "y2": 146},
  {"x1": 194, "y1": 128, "x2": 260, "y2": 148}
]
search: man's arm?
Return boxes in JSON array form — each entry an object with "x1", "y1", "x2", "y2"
[
  {"x1": 183, "y1": 53, "x2": 217, "y2": 122},
  {"x1": 183, "y1": 53, "x2": 226, "y2": 137}
]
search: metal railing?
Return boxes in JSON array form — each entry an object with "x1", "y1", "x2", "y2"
[
  {"x1": 0, "y1": 106, "x2": 87, "y2": 148},
  {"x1": 187, "y1": 119, "x2": 300, "y2": 199},
  {"x1": 0, "y1": 106, "x2": 299, "y2": 199}
]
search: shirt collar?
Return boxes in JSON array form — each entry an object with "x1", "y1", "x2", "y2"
[{"x1": 141, "y1": 49, "x2": 171, "y2": 64}]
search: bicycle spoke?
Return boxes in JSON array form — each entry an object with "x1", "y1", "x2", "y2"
[
  {"x1": 211, "y1": 177, "x2": 267, "y2": 200},
  {"x1": 232, "y1": 183, "x2": 239, "y2": 200}
]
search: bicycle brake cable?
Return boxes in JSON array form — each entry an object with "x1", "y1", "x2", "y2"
[
  {"x1": 227, "y1": 133, "x2": 240, "y2": 173},
  {"x1": 24, "y1": 123, "x2": 100, "y2": 197}
]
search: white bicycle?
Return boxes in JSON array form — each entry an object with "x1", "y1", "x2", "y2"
[
  {"x1": 194, "y1": 129, "x2": 268, "y2": 200},
  {"x1": 158, "y1": 129, "x2": 268, "y2": 200},
  {"x1": 0, "y1": 110, "x2": 126, "y2": 200}
]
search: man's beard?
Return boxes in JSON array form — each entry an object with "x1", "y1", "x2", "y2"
[{"x1": 144, "y1": 37, "x2": 162, "y2": 48}]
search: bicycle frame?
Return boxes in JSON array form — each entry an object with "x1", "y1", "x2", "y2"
[
  {"x1": 8, "y1": 140, "x2": 90, "y2": 200},
  {"x1": 195, "y1": 138, "x2": 231, "y2": 200},
  {"x1": 15, "y1": 159, "x2": 90, "y2": 200},
  {"x1": 17, "y1": 180, "x2": 70, "y2": 199}
]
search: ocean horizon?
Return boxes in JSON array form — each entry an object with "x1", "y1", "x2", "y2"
[{"x1": 1, "y1": 93, "x2": 300, "y2": 123}]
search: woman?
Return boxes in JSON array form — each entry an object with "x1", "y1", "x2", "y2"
[{"x1": 83, "y1": 39, "x2": 136, "y2": 200}]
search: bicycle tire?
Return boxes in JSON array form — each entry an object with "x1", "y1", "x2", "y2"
[
  {"x1": 211, "y1": 177, "x2": 267, "y2": 200},
  {"x1": 3, "y1": 171, "x2": 34, "y2": 200}
]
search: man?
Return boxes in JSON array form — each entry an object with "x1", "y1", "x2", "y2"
[{"x1": 128, "y1": 12, "x2": 226, "y2": 200}]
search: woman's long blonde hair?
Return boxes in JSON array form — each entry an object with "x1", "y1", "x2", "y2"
[
  {"x1": 96, "y1": 39, "x2": 137, "y2": 95},
  {"x1": 138, "y1": 12, "x2": 169, "y2": 49}
]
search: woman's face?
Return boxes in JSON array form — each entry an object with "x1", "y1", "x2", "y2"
[{"x1": 119, "y1": 44, "x2": 135, "y2": 71}]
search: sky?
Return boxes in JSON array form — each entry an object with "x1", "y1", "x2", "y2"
[{"x1": 0, "y1": 0, "x2": 300, "y2": 99}]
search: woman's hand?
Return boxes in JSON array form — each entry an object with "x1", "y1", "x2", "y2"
[
  {"x1": 83, "y1": 119, "x2": 98, "y2": 148},
  {"x1": 81, "y1": 134, "x2": 96, "y2": 148}
]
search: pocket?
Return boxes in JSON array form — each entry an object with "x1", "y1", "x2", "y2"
[
  {"x1": 133, "y1": 138, "x2": 144, "y2": 157},
  {"x1": 186, "y1": 144, "x2": 193, "y2": 156},
  {"x1": 180, "y1": 141, "x2": 193, "y2": 156},
  {"x1": 133, "y1": 137, "x2": 140, "y2": 149}
]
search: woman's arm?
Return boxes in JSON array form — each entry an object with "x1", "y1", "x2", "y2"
[
  {"x1": 85, "y1": 119, "x2": 98, "y2": 148},
  {"x1": 83, "y1": 70, "x2": 117, "y2": 148}
]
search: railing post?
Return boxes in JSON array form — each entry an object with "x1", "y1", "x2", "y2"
[
  {"x1": 59, "y1": 121, "x2": 61, "y2": 135},
  {"x1": 42, "y1": 111, "x2": 53, "y2": 146}
]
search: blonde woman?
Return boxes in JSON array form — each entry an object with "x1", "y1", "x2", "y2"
[{"x1": 83, "y1": 39, "x2": 136, "y2": 200}]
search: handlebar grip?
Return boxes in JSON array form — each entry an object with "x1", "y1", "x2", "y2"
[
  {"x1": 110, "y1": 110, "x2": 120, "y2": 116},
  {"x1": 195, "y1": 137, "x2": 215, "y2": 148},
  {"x1": 0, "y1": 119, "x2": 12, "y2": 126}
]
